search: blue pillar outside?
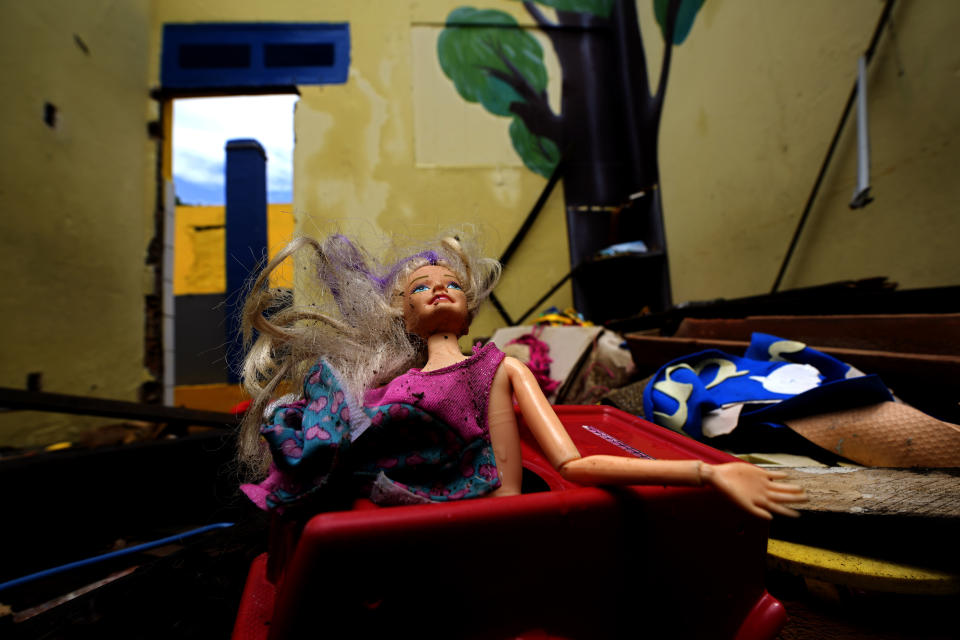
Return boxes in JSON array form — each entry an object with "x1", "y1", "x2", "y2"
[{"x1": 225, "y1": 139, "x2": 268, "y2": 383}]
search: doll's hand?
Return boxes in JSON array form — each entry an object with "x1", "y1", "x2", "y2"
[{"x1": 702, "y1": 462, "x2": 807, "y2": 520}]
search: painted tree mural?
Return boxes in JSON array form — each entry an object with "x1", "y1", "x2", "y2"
[{"x1": 438, "y1": 0, "x2": 704, "y2": 320}]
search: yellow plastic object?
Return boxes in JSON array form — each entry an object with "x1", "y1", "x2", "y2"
[
  {"x1": 534, "y1": 308, "x2": 594, "y2": 327},
  {"x1": 174, "y1": 384, "x2": 248, "y2": 413},
  {"x1": 767, "y1": 538, "x2": 960, "y2": 596},
  {"x1": 43, "y1": 442, "x2": 72, "y2": 452}
]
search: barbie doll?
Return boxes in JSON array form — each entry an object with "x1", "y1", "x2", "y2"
[{"x1": 238, "y1": 233, "x2": 806, "y2": 519}]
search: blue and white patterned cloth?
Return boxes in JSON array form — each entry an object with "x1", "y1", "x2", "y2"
[{"x1": 642, "y1": 332, "x2": 890, "y2": 440}]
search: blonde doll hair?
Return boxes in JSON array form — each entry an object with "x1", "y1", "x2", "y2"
[{"x1": 237, "y1": 232, "x2": 501, "y2": 476}]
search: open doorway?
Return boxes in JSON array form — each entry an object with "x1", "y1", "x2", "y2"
[
  {"x1": 153, "y1": 21, "x2": 349, "y2": 407},
  {"x1": 169, "y1": 94, "x2": 297, "y2": 393}
]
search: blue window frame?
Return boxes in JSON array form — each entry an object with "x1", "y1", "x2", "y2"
[{"x1": 161, "y1": 23, "x2": 350, "y2": 90}]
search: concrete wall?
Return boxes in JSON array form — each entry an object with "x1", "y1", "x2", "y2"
[
  {"x1": 2, "y1": 0, "x2": 957, "y2": 447},
  {"x1": 0, "y1": 1, "x2": 155, "y2": 446},
  {"x1": 652, "y1": 0, "x2": 960, "y2": 300},
  {"x1": 174, "y1": 203, "x2": 297, "y2": 294},
  {"x1": 152, "y1": 0, "x2": 573, "y2": 346},
  {"x1": 157, "y1": 0, "x2": 960, "y2": 323},
  {"x1": 173, "y1": 203, "x2": 295, "y2": 385}
]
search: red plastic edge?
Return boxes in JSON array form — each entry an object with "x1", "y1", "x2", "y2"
[
  {"x1": 734, "y1": 591, "x2": 788, "y2": 640},
  {"x1": 231, "y1": 553, "x2": 274, "y2": 640},
  {"x1": 233, "y1": 405, "x2": 786, "y2": 640}
]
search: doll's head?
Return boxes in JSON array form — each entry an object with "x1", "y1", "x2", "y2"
[
  {"x1": 312, "y1": 234, "x2": 495, "y2": 332},
  {"x1": 398, "y1": 263, "x2": 469, "y2": 338},
  {"x1": 237, "y1": 230, "x2": 500, "y2": 476},
  {"x1": 378, "y1": 236, "x2": 496, "y2": 340}
]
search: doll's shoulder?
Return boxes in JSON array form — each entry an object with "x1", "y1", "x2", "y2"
[
  {"x1": 500, "y1": 355, "x2": 535, "y2": 380},
  {"x1": 489, "y1": 355, "x2": 524, "y2": 398},
  {"x1": 496, "y1": 356, "x2": 551, "y2": 404}
]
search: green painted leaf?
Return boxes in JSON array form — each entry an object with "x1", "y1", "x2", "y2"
[
  {"x1": 515, "y1": 0, "x2": 613, "y2": 18},
  {"x1": 509, "y1": 117, "x2": 560, "y2": 177},
  {"x1": 654, "y1": 0, "x2": 704, "y2": 45},
  {"x1": 438, "y1": 7, "x2": 548, "y2": 117}
]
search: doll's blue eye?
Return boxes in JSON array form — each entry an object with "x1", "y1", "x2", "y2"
[
  {"x1": 411, "y1": 284, "x2": 429, "y2": 294},
  {"x1": 446, "y1": 282, "x2": 463, "y2": 291}
]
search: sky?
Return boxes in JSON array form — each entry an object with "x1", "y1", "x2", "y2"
[{"x1": 172, "y1": 94, "x2": 298, "y2": 205}]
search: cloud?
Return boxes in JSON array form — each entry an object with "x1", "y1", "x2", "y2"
[
  {"x1": 173, "y1": 95, "x2": 297, "y2": 204},
  {"x1": 175, "y1": 174, "x2": 225, "y2": 206}
]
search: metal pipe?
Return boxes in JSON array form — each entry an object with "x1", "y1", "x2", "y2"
[{"x1": 850, "y1": 56, "x2": 874, "y2": 209}]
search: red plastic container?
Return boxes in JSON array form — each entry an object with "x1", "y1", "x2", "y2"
[{"x1": 233, "y1": 406, "x2": 786, "y2": 639}]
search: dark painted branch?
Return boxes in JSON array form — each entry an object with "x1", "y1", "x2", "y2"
[
  {"x1": 482, "y1": 44, "x2": 562, "y2": 142},
  {"x1": 651, "y1": 0, "x2": 681, "y2": 129},
  {"x1": 548, "y1": 8, "x2": 636, "y2": 203},
  {"x1": 522, "y1": 1, "x2": 557, "y2": 29},
  {"x1": 522, "y1": 0, "x2": 567, "y2": 54},
  {"x1": 613, "y1": 0, "x2": 656, "y2": 186},
  {"x1": 512, "y1": 100, "x2": 564, "y2": 145},
  {"x1": 615, "y1": 0, "x2": 652, "y2": 101},
  {"x1": 484, "y1": 67, "x2": 562, "y2": 141}
]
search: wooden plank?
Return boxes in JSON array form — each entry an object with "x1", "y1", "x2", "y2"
[
  {"x1": 623, "y1": 334, "x2": 960, "y2": 383},
  {"x1": 780, "y1": 467, "x2": 960, "y2": 518},
  {"x1": 0, "y1": 387, "x2": 237, "y2": 427},
  {"x1": 769, "y1": 468, "x2": 960, "y2": 575},
  {"x1": 674, "y1": 313, "x2": 960, "y2": 355}
]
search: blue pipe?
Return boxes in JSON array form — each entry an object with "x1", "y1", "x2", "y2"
[{"x1": 0, "y1": 522, "x2": 234, "y2": 593}]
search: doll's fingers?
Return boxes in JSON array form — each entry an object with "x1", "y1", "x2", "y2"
[
  {"x1": 764, "y1": 500, "x2": 801, "y2": 518},
  {"x1": 768, "y1": 482, "x2": 805, "y2": 494},
  {"x1": 773, "y1": 493, "x2": 807, "y2": 504},
  {"x1": 767, "y1": 484, "x2": 808, "y2": 500},
  {"x1": 764, "y1": 469, "x2": 789, "y2": 480},
  {"x1": 748, "y1": 503, "x2": 774, "y2": 520},
  {"x1": 722, "y1": 490, "x2": 766, "y2": 519}
]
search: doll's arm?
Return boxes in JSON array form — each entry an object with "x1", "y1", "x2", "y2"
[{"x1": 502, "y1": 357, "x2": 807, "y2": 519}]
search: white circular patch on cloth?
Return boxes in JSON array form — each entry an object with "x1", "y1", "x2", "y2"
[{"x1": 749, "y1": 363, "x2": 821, "y2": 394}]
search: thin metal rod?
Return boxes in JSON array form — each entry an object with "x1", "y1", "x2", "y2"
[
  {"x1": 488, "y1": 292, "x2": 514, "y2": 326},
  {"x1": 488, "y1": 160, "x2": 565, "y2": 325},
  {"x1": 0, "y1": 387, "x2": 237, "y2": 427},
  {"x1": 0, "y1": 523, "x2": 235, "y2": 593},
  {"x1": 771, "y1": 0, "x2": 895, "y2": 293},
  {"x1": 850, "y1": 56, "x2": 873, "y2": 208},
  {"x1": 515, "y1": 269, "x2": 575, "y2": 325},
  {"x1": 499, "y1": 159, "x2": 565, "y2": 267}
]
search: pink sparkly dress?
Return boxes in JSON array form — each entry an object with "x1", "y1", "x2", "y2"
[{"x1": 243, "y1": 343, "x2": 506, "y2": 511}]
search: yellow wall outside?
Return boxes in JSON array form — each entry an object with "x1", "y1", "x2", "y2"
[
  {"x1": 0, "y1": 1, "x2": 156, "y2": 447},
  {"x1": 174, "y1": 203, "x2": 297, "y2": 294}
]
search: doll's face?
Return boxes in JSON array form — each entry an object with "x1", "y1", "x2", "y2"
[{"x1": 402, "y1": 264, "x2": 469, "y2": 338}]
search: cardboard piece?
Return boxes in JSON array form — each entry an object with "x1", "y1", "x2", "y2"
[
  {"x1": 489, "y1": 325, "x2": 603, "y2": 403},
  {"x1": 786, "y1": 401, "x2": 960, "y2": 467}
]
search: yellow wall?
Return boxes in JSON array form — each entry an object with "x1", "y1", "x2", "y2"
[
  {"x1": 3, "y1": 1, "x2": 958, "y2": 447},
  {"x1": 156, "y1": 0, "x2": 960, "y2": 326},
  {"x1": 174, "y1": 203, "x2": 297, "y2": 294},
  {"x1": 652, "y1": 0, "x2": 960, "y2": 300},
  {"x1": 0, "y1": 1, "x2": 156, "y2": 447},
  {"x1": 151, "y1": 0, "x2": 573, "y2": 348}
]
